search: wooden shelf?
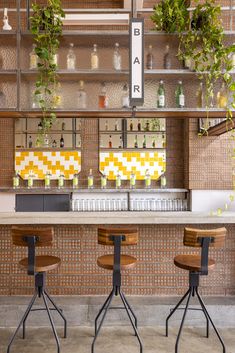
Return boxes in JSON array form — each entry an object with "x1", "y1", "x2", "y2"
[
  {"x1": 206, "y1": 118, "x2": 235, "y2": 136},
  {"x1": 16, "y1": 130, "x2": 80, "y2": 134},
  {"x1": 100, "y1": 148, "x2": 165, "y2": 151},
  {"x1": 15, "y1": 148, "x2": 81, "y2": 151}
]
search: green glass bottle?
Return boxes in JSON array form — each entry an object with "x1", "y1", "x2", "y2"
[
  {"x1": 175, "y1": 80, "x2": 185, "y2": 108},
  {"x1": 157, "y1": 80, "x2": 165, "y2": 108}
]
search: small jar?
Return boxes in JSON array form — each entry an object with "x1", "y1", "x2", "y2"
[
  {"x1": 116, "y1": 173, "x2": 122, "y2": 189},
  {"x1": 145, "y1": 170, "x2": 151, "y2": 189},
  {"x1": 130, "y1": 172, "x2": 136, "y2": 189},
  {"x1": 58, "y1": 174, "x2": 64, "y2": 189},
  {"x1": 160, "y1": 172, "x2": 167, "y2": 188},
  {"x1": 88, "y1": 169, "x2": 94, "y2": 189},
  {"x1": 101, "y1": 174, "x2": 107, "y2": 189},
  {"x1": 27, "y1": 171, "x2": 34, "y2": 189},
  {"x1": 73, "y1": 173, "x2": 79, "y2": 188},
  {"x1": 45, "y1": 172, "x2": 51, "y2": 189}
]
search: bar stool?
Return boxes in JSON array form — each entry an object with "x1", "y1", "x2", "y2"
[
  {"x1": 7, "y1": 227, "x2": 67, "y2": 353},
  {"x1": 166, "y1": 227, "x2": 227, "y2": 353},
  {"x1": 91, "y1": 227, "x2": 143, "y2": 353}
]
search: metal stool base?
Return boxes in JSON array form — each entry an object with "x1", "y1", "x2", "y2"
[
  {"x1": 7, "y1": 273, "x2": 67, "y2": 353},
  {"x1": 166, "y1": 272, "x2": 226, "y2": 353},
  {"x1": 91, "y1": 285, "x2": 143, "y2": 353}
]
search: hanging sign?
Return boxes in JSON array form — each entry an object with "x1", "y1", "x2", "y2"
[{"x1": 130, "y1": 18, "x2": 144, "y2": 106}]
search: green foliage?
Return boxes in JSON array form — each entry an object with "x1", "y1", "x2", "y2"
[
  {"x1": 151, "y1": 0, "x2": 189, "y2": 33},
  {"x1": 30, "y1": 0, "x2": 65, "y2": 134}
]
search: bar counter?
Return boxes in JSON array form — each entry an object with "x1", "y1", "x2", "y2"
[{"x1": 0, "y1": 211, "x2": 235, "y2": 224}]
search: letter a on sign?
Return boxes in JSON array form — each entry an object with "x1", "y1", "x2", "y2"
[{"x1": 130, "y1": 18, "x2": 144, "y2": 106}]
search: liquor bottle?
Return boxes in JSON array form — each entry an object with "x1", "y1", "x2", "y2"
[
  {"x1": 145, "y1": 169, "x2": 151, "y2": 189},
  {"x1": 77, "y1": 80, "x2": 87, "y2": 109},
  {"x1": 60, "y1": 134, "x2": 64, "y2": 148},
  {"x1": 122, "y1": 84, "x2": 129, "y2": 108},
  {"x1": 28, "y1": 136, "x2": 33, "y2": 148},
  {"x1": 45, "y1": 171, "x2": 51, "y2": 189},
  {"x1": 29, "y1": 44, "x2": 38, "y2": 70},
  {"x1": 88, "y1": 169, "x2": 94, "y2": 189},
  {"x1": 113, "y1": 42, "x2": 122, "y2": 71},
  {"x1": 119, "y1": 136, "x2": 123, "y2": 149},
  {"x1": 58, "y1": 174, "x2": 64, "y2": 189},
  {"x1": 160, "y1": 170, "x2": 167, "y2": 188},
  {"x1": 72, "y1": 173, "x2": 79, "y2": 188},
  {"x1": 143, "y1": 135, "x2": 146, "y2": 148},
  {"x1": 91, "y1": 44, "x2": 99, "y2": 70},
  {"x1": 157, "y1": 80, "x2": 165, "y2": 108},
  {"x1": 216, "y1": 82, "x2": 228, "y2": 109},
  {"x1": 101, "y1": 173, "x2": 107, "y2": 189},
  {"x1": 130, "y1": 172, "x2": 136, "y2": 189},
  {"x1": 134, "y1": 135, "x2": 138, "y2": 148},
  {"x1": 137, "y1": 120, "x2": 141, "y2": 131},
  {"x1": 13, "y1": 170, "x2": 20, "y2": 189},
  {"x1": 152, "y1": 137, "x2": 156, "y2": 148},
  {"x1": 105, "y1": 120, "x2": 109, "y2": 131},
  {"x1": 109, "y1": 135, "x2": 112, "y2": 148},
  {"x1": 130, "y1": 120, "x2": 133, "y2": 131},
  {"x1": 67, "y1": 43, "x2": 76, "y2": 70},
  {"x1": 116, "y1": 172, "x2": 121, "y2": 189},
  {"x1": 52, "y1": 139, "x2": 57, "y2": 148},
  {"x1": 62, "y1": 121, "x2": 65, "y2": 131},
  {"x1": 52, "y1": 82, "x2": 63, "y2": 109},
  {"x1": 163, "y1": 44, "x2": 171, "y2": 69},
  {"x1": 175, "y1": 80, "x2": 185, "y2": 108},
  {"x1": 146, "y1": 120, "x2": 150, "y2": 131},
  {"x1": 146, "y1": 45, "x2": 154, "y2": 70},
  {"x1": 99, "y1": 83, "x2": 108, "y2": 109},
  {"x1": 115, "y1": 119, "x2": 119, "y2": 131},
  {"x1": 162, "y1": 133, "x2": 166, "y2": 148},
  {"x1": 196, "y1": 82, "x2": 204, "y2": 108},
  {"x1": 27, "y1": 170, "x2": 34, "y2": 189}
]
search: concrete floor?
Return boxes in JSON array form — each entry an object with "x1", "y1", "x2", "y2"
[{"x1": 1, "y1": 327, "x2": 235, "y2": 353}]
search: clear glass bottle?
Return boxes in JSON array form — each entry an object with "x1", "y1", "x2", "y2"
[
  {"x1": 91, "y1": 44, "x2": 99, "y2": 70},
  {"x1": 162, "y1": 133, "x2": 166, "y2": 148},
  {"x1": 52, "y1": 82, "x2": 63, "y2": 109},
  {"x1": 216, "y1": 82, "x2": 228, "y2": 109},
  {"x1": 77, "y1": 80, "x2": 87, "y2": 109},
  {"x1": 122, "y1": 84, "x2": 129, "y2": 108},
  {"x1": 115, "y1": 119, "x2": 119, "y2": 131},
  {"x1": 101, "y1": 173, "x2": 107, "y2": 189},
  {"x1": 183, "y1": 56, "x2": 191, "y2": 70},
  {"x1": 146, "y1": 45, "x2": 154, "y2": 70},
  {"x1": 134, "y1": 134, "x2": 138, "y2": 148},
  {"x1": 13, "y1": 170, "x2": 20, "y2": 189},
  {"x1": 113, "y1": 42, "x2": 122, "y2": 71},
  {"x1": 88, "y1": 169, "x2": 94, "y2": 189},
  {"x1": 130, "y1": 172, "x2": 136, "y2": 189},
  {"x1": 58, "y1": 173, "x2": 64, "y2": 189},
  {"x1": 152, "y1": 136, "x2": 156, "y2": 148},
  {"x1": 175, "y1": 80, "x2": 185, "y2": 108},
  {"x1": 116, "y1": 172, "x2": 122, "y2": 189},
  {"x1": 196, "y1": 82, "x2": 204, "y2": 108},
  {"x1": 27, "y1": 170, "x2": 34, "y2": 189},
  {"x1": 157, "y1": 80, "x2": 165, "y2": 108},
  {"x1": 119, "y1": 136, "x2": 123, "y2": 149},
  {"x1": 99, "y1": 83, "x2": 108, "y2": 109},
  {"x1": 52, "y1": 139, "x2": 57, "y2": 148},
  {"x1": 45, "y1": 171, "x2": 51, "y2": 189},
  {"x1": 67, "y1": 43, "x2": 76, "y2": 70},
  {"x1": 145, "y1": 169, "x2": 151, "y2": 189},
  {"x1": 29, "y1": 44, "x2": 38, "y2": 70},
  {"x1": 163, "y1": 44, "x2": 171, "y2": 69},
  {"x1": 72, "y1": 173, "x2": 79, "y2": 188},
  {"x1": 52, "y1": 53, "x2": 58, "y2": 67},
  {"x1": 28, "y1": 135, "x2": 33, "y2": 148},
  {"x1": 160, "y1": 170, "x2": 167, "y2": 188}
]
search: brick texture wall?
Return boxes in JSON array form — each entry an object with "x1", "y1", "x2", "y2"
[{"x1": 0, "y1": 119, "x2": 14, "y2": 187}]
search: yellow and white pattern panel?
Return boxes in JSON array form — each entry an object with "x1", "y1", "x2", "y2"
[
  {"x1": 100, "y1": 151, "x2": 166, "y2": 180},
  {"x1": 15, "y1": 151, "x2": 81, "y2": 180}
]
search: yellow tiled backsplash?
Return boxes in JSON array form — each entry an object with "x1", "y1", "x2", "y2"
[
  {"x1": 100, "y1": 151, "x2": 166, "y2": 180},
  {"x1": 15, "y1": 151, "x2": 81, "y2": 179}
]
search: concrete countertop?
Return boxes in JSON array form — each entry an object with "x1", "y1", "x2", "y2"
[{"x1": 0, "y1": 211, "x2": 234, "y2": 225}]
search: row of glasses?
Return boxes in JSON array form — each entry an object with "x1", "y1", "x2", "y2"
[
  {"x1": 71, "y1": 198, "x2": 128, "y2": 212},
  {"x1": 130, "y1": 198, "x2": 188, "y2": 211}
]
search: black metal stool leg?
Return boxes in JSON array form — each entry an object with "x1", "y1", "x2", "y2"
[
  {"x1": 7, "y1": 292, "x2": 37, "y2": 353},
  {"x1": 195, "y1": 289, "x2": 209, "y2": 338},
  {"x1": 42, "y1": 291, "x2": 61, "y2": 353},
  {"x1": 175, "y1": 288, "x2": 192, "y2": 353},
  {"x1": 120, "y1": 290, "x2": 138, "y2": 336},
  {"x1": 94, "y1": 288, "x2": 115, "y2": 335},
  {"x1": 196, "y1": 288, "x2": 226, "y2": 353},
  {"x1": 166, "y1": 288, "x2": 191, "y2": 337},
  {"x1": 91, "y1": 289, "x2": 115, "y2": 353},
  {"x1": 119, "y1": 290, "x2": 143, "y2": 353},
  {"x1": 44, "y1": 290, "x2": 67, "y2": 338}
]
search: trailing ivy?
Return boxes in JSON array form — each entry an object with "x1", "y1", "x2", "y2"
[{"x1": 30, "y1": 0, "x2": 65, "y2": 134}]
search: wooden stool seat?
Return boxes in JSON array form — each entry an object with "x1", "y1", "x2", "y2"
[
  {"x1": 97, "y1": 254, "x2": 137, "y2": 270},
  {"x1": 19, "y1": 255, "x2": 61, "y2": 273},
  {"x1": 174, "y1": 254, "x2": 215, "y2": 272}
]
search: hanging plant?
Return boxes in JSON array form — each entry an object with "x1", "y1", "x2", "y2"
[
  {"x1": 151, "y1": 0, "x2": 190, "y2": 33},
  {"x1": 30, "y1": 0, "x2": 65, "y2": 136}
]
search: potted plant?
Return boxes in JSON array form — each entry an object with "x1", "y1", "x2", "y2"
[{"x1": 30, "y1": 0, "x2": 65, "y2": 138}]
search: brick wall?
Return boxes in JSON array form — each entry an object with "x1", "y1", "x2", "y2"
[{"x1": 0, "y1": 119, "x2": 14, "y2": 187}]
